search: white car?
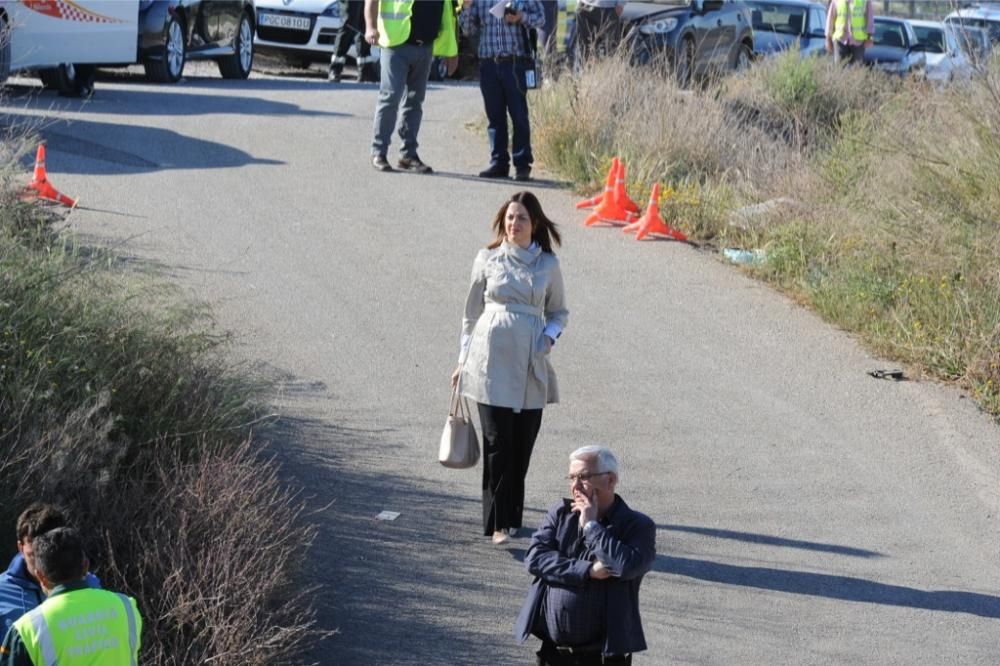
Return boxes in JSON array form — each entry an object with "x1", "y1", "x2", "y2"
[
  {"x1": 944, "y1": 3, "x2": 1000, "y2": 46},
  {"x1": 254, "y1": 0, "x2": 346, "y2": 65},
  {"x1": 908, "y1": 19, "x2": 976, "y2": 84}
]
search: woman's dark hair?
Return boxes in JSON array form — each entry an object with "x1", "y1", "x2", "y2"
[{"x1": 488, "y1": 191, "x2": 562, "y2": 253}]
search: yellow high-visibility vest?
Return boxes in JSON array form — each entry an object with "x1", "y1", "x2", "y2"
[
  {"x1": 833, "y1": 0, "x2": 869, "y2": 42},
  {"x1": 14, "y1": 588, "x2": 141, "y2": 666},
  {"x1": 376, "y1": 0, "x2": 460, "y2": 56}
]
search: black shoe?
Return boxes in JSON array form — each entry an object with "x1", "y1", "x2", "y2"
[
  {"x1": 397, "y1": 156, "x2": 433, "y2": 174},
  {"x1": 372, "y1": 154, "x2": 393, "y2": 172},
  {"x1": 478, "y1": 164, "x2": 510, "y2": 179},
  {"x1": 328, "y1": 66, "x2": 343, "y2": 83},
  {"x1": 514, "y1": 168, "x2": 532, "y2": 182}
]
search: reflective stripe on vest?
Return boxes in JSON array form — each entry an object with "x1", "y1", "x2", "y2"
[
  {"x1": 117, "y1": 594, "x2": 138, "y2": 666},
  {"x1": 27, "y1": 608, "x2": 58, "y2": 666},
  {"x1": 833, "y1": 0, "x2": 868, "y2": 42}
]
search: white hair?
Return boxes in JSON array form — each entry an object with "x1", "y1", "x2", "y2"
[{"x1": 569, "y1": 445, "x2": 620, "y2": 477}]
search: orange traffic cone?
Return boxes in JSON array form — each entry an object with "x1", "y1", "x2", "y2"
[
  {"x1": 622, "y1": 183, "x2": 688, "y2": 241},
  {"x1": 22, "y1": 145, "x2": 78, "y2": 208},
  {"x1": 575, "y1": 157, "x2": 618, "y2": 210},
  {"x1": 613, "y1": 160, "x2": 641, "y2": 215},
  {"x1": 583, "y1": 160, "x2": 636, "y2": 227}
]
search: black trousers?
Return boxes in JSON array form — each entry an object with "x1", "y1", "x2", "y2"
[
  {"x1": 331, "y1": 0, "x2": 373, "y2": 74},
  {"x1": 478, "y1": 403, "x2": 543, "y2": 535},
  {"x1": 537, "y1": 642, "x2": 632, "y2": 666}
]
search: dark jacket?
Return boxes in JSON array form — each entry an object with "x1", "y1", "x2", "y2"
[
  {"x1": 514, "y1": 495, "x2": 656, "y2": 655},
  {"x1": 0, "y1": 554, "x2": 101, "y2": 636}
]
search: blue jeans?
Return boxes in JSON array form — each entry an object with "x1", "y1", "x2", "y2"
[
  {"x1": 371, "y1": 43, "x2": 434, "y2": 159},
  {"x1": 478, "y1": 58, "x2": 533, "y2": 171}
]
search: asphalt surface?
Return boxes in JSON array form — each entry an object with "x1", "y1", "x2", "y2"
[{"x1": 4, "y1": 62, "x2": 999, "y2": 665}]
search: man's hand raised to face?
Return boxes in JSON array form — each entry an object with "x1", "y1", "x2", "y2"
[{"x1": 572, "y1": 487, "x2": 599, "y2": 528}]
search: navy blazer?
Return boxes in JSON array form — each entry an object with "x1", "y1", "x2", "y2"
[{"x1": 514, "y1": 495, "x2": 656, "y2": 655}]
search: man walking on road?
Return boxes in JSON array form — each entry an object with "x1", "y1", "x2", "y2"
[
  {"x1": 365, "y1": 0, "x2": 460, "y2": 173},
  {"x1": 515, "y1": 445, "x2": 656, "y2": 665},
  {"x1": 825, "y1": 0, "x2": 874, "y2": 65},
  {"x1": 0, "y1": 528, "x2": 141, "y2": 666}
]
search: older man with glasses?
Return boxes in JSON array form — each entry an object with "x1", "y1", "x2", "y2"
[{"x1": 515, "y1": 445, "x2": 656, "y2": 666}]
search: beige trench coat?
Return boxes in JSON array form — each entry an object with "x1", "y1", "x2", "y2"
[{"x1": 458, "y1": 242, "x2": 569, "y2": 411}]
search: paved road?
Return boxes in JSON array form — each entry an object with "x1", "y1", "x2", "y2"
[{"x1": 5, "y1": 63, "x2": 999, "y2": 665}]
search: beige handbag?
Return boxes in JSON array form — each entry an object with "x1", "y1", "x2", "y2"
[{"x1": 438, "y1": 386, "x2": 480, "y2": 469}]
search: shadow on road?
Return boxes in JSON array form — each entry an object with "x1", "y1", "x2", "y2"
[
  {"x1": 660, "y1": 524, "x2": 886, "y2": 559},
  {"x1": 2, "y1": 115, "x2": 283, "y2": 174},
  {"x1": 656, "y1": 555, "x2": 1000, "y2": 619}
]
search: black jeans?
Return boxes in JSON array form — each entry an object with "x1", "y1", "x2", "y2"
[
  {"x1": 536, "y1": 642, "x2": 632, "y2": 666},
  {"x1": 834, "y1": 42, "x2": 865, "y2": 65},
  {"x1": 478, "y1": 403, "x2": 543, "y2": 535}
]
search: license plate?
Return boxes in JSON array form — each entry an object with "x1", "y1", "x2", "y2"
[{"x1": 260, "y1": 13, "x2": 311, "y2": 31}]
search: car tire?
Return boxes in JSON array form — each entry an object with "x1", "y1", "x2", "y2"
[
  {"x1": 0, "y1": 13, "x2": 11, "y2": 84},
  {"x1": 733, "y1": 42, "x2": 752, "y2": 72},
  {"x1": 676, "y1": 36, "x2": 694, "y2": 87},
  {"x1": 218, "y1": 11, "x2": 254, "y2": 79},
  {"x1": 144, "y1": 14, "x2": 186, "y2": 83},
  {"x1": 38, "y1": 64, "x2": 96, "y2": 97}
]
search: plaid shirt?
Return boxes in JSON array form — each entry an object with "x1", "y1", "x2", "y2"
[{"x1": 460, "y1": 0, "x2": 545, "y2": 58}]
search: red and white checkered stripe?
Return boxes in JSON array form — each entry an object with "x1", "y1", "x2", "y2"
[{"x1": 23, "y1": 0, "x2": 122, "y2": 24}]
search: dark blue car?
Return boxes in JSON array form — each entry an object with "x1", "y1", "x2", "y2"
[{"x1": 746, "y1": 0, "x2": 828, "y2": 58}]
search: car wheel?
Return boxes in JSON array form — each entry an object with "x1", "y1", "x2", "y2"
[
  {"x1": 0, "y1": 14, "x2": 11, "y2": 84},
  {"x1": 144, "y1": 14, "x2": 186, "y2": 83},
  {"x1": 733, "y1": 42, "x2": 752, "y2": 72},
  {"x1": 38, "y1": 63, "x2": 96, "y2": 97},
  {"x1": 218, "y1": 11, "x2": 254, "y2": 79},
  {"x1": 676, "y1": 37, "x2": 694, "y2": 87}
]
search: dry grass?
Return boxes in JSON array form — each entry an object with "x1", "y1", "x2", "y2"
[{"x1": 531, "y1": 51, "x2": 1000, "y2": 415}]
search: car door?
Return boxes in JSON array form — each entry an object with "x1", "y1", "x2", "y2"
[
  {"x1": 716, "y1": 0, "x2": 749, "y2": 66},
  {"x1": 7, "y1": 0, "x2": 140, "y2": 69},
  {"x1": 691, "y1": 0, "x2": 726, "y2": 69}
]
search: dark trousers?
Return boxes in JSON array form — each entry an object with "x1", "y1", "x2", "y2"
[
  {"x1": 574, "y1": 5, "x2": 622, "y2": 63},
  {"x1": 331, "y1": 0, "x2": 374, "y2": 77},
  {"x1": 478, "y1": 59, "x2": 533, "y2": 171},
  {"x1": 834, "y1": 42, "x2": 865, "y2": 65},
  {"x1": 537, "y1": 0, "x2": 560, "y2": 56},
  {"x1": 478, "y1": 403, "x2": 543, "y2": 535}
]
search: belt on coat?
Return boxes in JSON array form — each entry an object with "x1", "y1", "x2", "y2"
[{"x1": 485, "y1": 303, "x2": 542, "y2": 317}]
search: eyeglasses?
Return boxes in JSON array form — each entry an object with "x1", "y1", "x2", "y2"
[{"x1": 566, "y1": 471, "x2": 610, "y2": 485}]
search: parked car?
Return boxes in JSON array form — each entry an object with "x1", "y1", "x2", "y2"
[
  {"x1": 253, "y1": 0, "x2": 346, "y2": 67},
  {"x1": 865, "y1": 16, "x2": 927, "y2": 77},
  {"x1": 944, "y1": 3, "x2": 1000, "y2": 45},
  {"x1": 623, "y1": 0, "x2": 755, "y2": 85},
  {"x1": 950, "y1": 23, "x2": 994, "y2": 63},
  {"x1": 138, "y1": 0, "x2": 256, "y2": 82},
  {"x1": 0, "y1": 0, "x2": 138, "y2": 96},
  {"x1": 745, "y1": 0, "x2": 827, "y2": 58},
  {"x1": 908, "y1": 19, "x2": 976, "y2": 83}
]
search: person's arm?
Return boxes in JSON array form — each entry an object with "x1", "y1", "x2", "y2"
[
  {"x1": 517, "y1": 0, "x2": 546, "y2": 30},
  {"x1": 525, "y1": 503, "x2": 593, "y2": 586},
  {"x1": 583, "y1": 513, "x2": 656, "y2": 581},
  {"x1": 459, "y1": 0, "x2": 480, "y2": 37},
  {"x1": 458, "y1": 251, "x2": 488, "y2": 363},
  {"x1": 364, "y1": 0, "x2": 380, "y2": 45},
  {"x1": 825, "y1": 2, "x2": 835, "y2": 51},
  {"x1": 542, "y1": 260, "x2": 567, "y2": 348},
  {"x1": 0, "y1": 626, "x2": 33, "y2": 666}
]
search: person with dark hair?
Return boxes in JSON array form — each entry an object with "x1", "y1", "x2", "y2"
[
  {"x1": 451, "y1": 191, "x2": 569, "y2": 545},
  {"x1": 0, "y1": 505, "x2": 100, "y2": 636},
  {"x1": 330, "y1": 0, "x2": 379, "y2": 83},
  {"x1": 460, "y1": 0, "x2": 546, "y2": 182},
  {"x1": 0, "y1": 528, "x2": 141, "y2": 666}
]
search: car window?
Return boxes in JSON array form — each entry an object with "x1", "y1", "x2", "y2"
[
  {"x1": 912, "y1": 25, "x2": 945, "y2": 52},
  {"x1": 810, "y1": 7, "x2": 826, "y2": 35},
  {"x1": 874, "y1": 21, "x2": 907, "y2": 48},
  {"x1": 946, "y1": 17, "x2": 1000, "y2": 43},
  {"x1": 747, "y1": 2, "x2": 807, "y2": 35}
]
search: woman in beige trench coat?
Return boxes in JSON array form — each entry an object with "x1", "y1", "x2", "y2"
[{"x1": 451, "y1": 191, "x2": 569, "y2": 545}]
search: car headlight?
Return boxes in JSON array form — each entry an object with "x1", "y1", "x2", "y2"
[
  {"x1": 322, "y1": 2, "x2": 341, "y2": 17},
  {"x1": 639, "y1": 18, "x2": 678, "y2": 35}
]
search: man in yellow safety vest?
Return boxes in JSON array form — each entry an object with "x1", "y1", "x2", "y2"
[
  {"x1": 825, "y1": 0, "x2": 874, "y2": 65},
  {"x1": 0, "y1": 528, "x2": 141, "y2": 666},
  {"x1": 364, "y1": 0, "x2": 461, "y2": 174}
]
